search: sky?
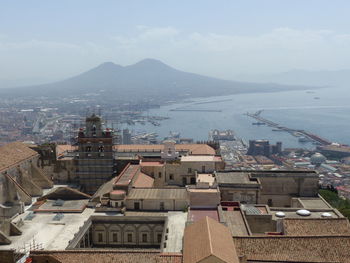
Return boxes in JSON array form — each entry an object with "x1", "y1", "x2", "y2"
[{"x1": 1, "y1": 0, "x2": 350, "y2": 86}]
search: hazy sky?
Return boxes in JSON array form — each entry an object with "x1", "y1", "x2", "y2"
[{"x1": 1, "y1": 0, "x2": 350, "y2": 85}]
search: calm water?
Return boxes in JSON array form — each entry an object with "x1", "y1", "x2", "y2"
[{"x1": 123, "y1": 86, "x2": 350, "y2": 148}]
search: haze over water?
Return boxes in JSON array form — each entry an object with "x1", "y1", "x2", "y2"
[{"x1": 122, "y1": 86, "x2": 350, "y2": 148}]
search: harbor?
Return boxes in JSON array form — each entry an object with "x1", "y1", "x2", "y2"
[{"x1": 245, "y1": 110, "x2": 332, "y2": 146}]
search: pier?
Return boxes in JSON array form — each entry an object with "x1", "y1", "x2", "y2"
[
  {"x1": 170, "y1": 109, "x2": 222, "y2": 112},
  {"x1": 245, "y1": 111, "x2": 332, "y2": 146}
]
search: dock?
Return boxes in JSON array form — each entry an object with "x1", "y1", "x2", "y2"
[
  {"x1": 170, "y1": 109, "x2": 222, "y2": 112},
  {"x1": 245, "y1": 111, "x2": 332, "y2": 146}
]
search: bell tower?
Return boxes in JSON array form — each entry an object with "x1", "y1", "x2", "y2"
[{"x1": 75, "y1": 114, "x2": 115, "y2": 194}]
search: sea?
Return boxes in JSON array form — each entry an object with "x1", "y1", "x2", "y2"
[{"x1": 122, "y1": 86, "x2": 350, "y2": 149}]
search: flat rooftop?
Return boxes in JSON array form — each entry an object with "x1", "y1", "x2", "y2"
[
  {"x1": 196, "y1": 173, "x2": 215, "y2": 186},
  {"x1": 216, "y1": 172, "x2": 259, "y2": 186},
  {"x1": 270, "y1": 208, "x2": 341, "y2": 219},
  {"x1": 1, "y1": 208, "x2": 94, "y2": 250},
  {"x1": 188, "y1": 209, "x2": 219, "y2": 222},
  {"x1": 220, "y1": 210, "x2": 249, "y2": 236},
  {"x1": 34, "y1": 199, "x2": 88, "y2": 213},
  {"x1": 297, "y1": 197, "x2": 332, "y2": 209}
]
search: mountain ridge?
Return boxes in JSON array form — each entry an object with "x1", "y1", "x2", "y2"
[{"x1": 0, "y1": 59, "x2": 318, "y2": 100}]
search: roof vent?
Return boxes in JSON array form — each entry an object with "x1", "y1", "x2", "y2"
[
  {"x1": 275, "y1": 211, "x2": 286, "y2": 218},
  {"x1": 296, "y1": 209, "x2": 311, "y2": 216},
  {"x1": 321, "y1": 212, "x2": 332, "y2": 217}
]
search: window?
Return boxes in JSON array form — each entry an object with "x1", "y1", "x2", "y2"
[
  {"x1": 142, "y1": 233, "x2": 148, "y2": 243},
  {"x1": 134, "y1": 202, "x2": 140, "y2": 210},
  {"x1": 190, "y1": 177, "x2": 196, "y2": 184},
  {"x1": 98, "y1": 233, "x2": 103, "y2": 242},
  {"x1": 158, "y1": 172, "x2": 162, "y2": 178},
  {"x1": 182, "y1": 177, "x2": 187, "y2": 186},
  {"x1": 188, "y1": 168, "x2": 192, "y2": 174},
  {"x1": 112, "y1": 232, "x2": 118, "y2": 242},
  {"x1": 160, "y1": 202, "x2": 165, "y2": 211},
  {"x1": 169, "y1": 174, "x2": 174, "y2": 180},
  {"x1": 157, "y1": 233, "x2": 162, "y2": 243},
  {"x1": 86, "y1": 146, "x2": 92, "y2": 152},
  {"x1": 127, "y1": 233, "x2": 132, "y2": 243}
]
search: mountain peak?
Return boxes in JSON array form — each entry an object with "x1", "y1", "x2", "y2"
[
  {"x1": 96, "y1": 61, "x2": 122, "y2": 69},
  {"x1": 130, "y1": 58, "x2": 172, "y2": 70}
]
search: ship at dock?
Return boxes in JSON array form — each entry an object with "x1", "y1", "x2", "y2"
[{"x1": 209, "y1": 129, "x2": 235, "y2": 141}]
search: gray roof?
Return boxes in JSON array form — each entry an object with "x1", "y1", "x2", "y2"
[
  {"x1": 127, "y1": 188, "x2": 188, "y2": 200},
  {"x1": 216, "y1": 172, "x2": 258, "y2": 185}
]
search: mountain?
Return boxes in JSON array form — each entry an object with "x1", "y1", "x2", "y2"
[
  {"x1": 1, "y1": 59, "x2": 317, "y2": 101},
  {"x1": 235, "y1": 69, "x2": 350, "y2": 88}
]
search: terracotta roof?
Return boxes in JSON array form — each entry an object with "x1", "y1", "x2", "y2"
[
  {"x1": 183, "y1": 216, "x2": 239, "y2": 263},
  {"x1": 140, "y1": 161, "x2": 164, "y2": 167},
  {"x1": 133, "y1": 171, "x2": 154, "y2": 188},
  {"x1": 30, "y1": 250, "x2": 182, "y2": 263},
  {"x1": 37, "y1": 186, "x2": 92, "y2": 201},
  {"x1": 233, "y1": 236, "x2": 350, "y2": 263},
  {"x1": 114, "y1": 144, "x2": 215, "y2": 155},
  {"x1": 0, "y1": 141, "x2": 38, "y2": 172},
  {"x1": 115, "y1": 164, "x2": 140, "y2": 186},
  {"x1": 283, "y1": 218, "x2": 350, "y2": 236},
  {"x1": 127, "y1": 188, "x2": 187, "y2": 200},
  {"x1": 56, "y1": 144, "x2": 76, "y2": 157}
]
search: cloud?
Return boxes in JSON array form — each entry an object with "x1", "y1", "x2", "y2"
[{"x1": 109, "y1": 26, "x2": 350, "y2": 78}]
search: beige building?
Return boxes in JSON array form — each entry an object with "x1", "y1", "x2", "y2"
[
  {"x1": 141, "y1": 155, "x2": 224, "y2": 187},
  {"x1": 250, "y1": 170, "x2": 319, "y2": 207},
  {"x1": 125, "y1": 188, "x2": 188, "y2": 211},
  {"x1": 216, "y1": 171, "x2": 261, "y2": 204},
  {"x1": 68, "y1": 216, "x2": 165, "y2": 249},
  {"x1": 216, "y1": 170, "x2": 318, "y2": 207}
]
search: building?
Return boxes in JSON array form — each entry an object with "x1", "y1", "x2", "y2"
[
  {"x1": 216, "y1": 171, "x2": 261, "y2": 204},
  {"x1": 0, "y1": 142, "x2": 53, "y2": 221},
  {"x1": 75, "y1": 114, "x2": 115, "y2": 194},
  {"x1": 122, "y1": 129, "x2": 132, "y2": 144},
  {"x1": 247, "y1": 140, "x2": 282, "y2": 157},
  {"x1": 67, "y1": 215, "x2": 165, "y2": 249},
  {"x1": 114, "y1": 143, "x2": 216, "y2": 159},
  {"x1": 125, "y1": 188, "x2": 188, "y2": 211},
  {"x1": 183, "y1": 216, "x2": 239, "y2": 263}
]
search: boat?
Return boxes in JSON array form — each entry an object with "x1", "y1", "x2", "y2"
[{"x1": 252, "y1": 122, "x2": 266, "y2": 125}]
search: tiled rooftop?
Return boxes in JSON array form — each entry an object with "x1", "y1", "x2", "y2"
[
  {"x1": 283, "y1": 218, "x2": 350, "y2": 236},
  {"x1": 183, "y1": 217, "x2": 239, "y2": 263},
  {"x1": 127, "y1": 188, "x2": 188, "y2": 200},
  {"x1": 30, "y1": 250, "x2": 183, "y2": 263},
  {"x1": 114, "y1": 144, "x2": 215, "y2": 155},
  {"x1": 234, "y1": 236, "x2": 350, "y2": 263},
  {"x1": 0, "y1": 141, "x2": 38, "y2": 172}
]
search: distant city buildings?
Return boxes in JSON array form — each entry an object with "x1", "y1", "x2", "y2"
[
  {"x1": 2, "y1": 124, "x2": 350, "y2": 263},
  {"x1": 247, "y1": 139, "x2": 282, "y2": 156}
]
